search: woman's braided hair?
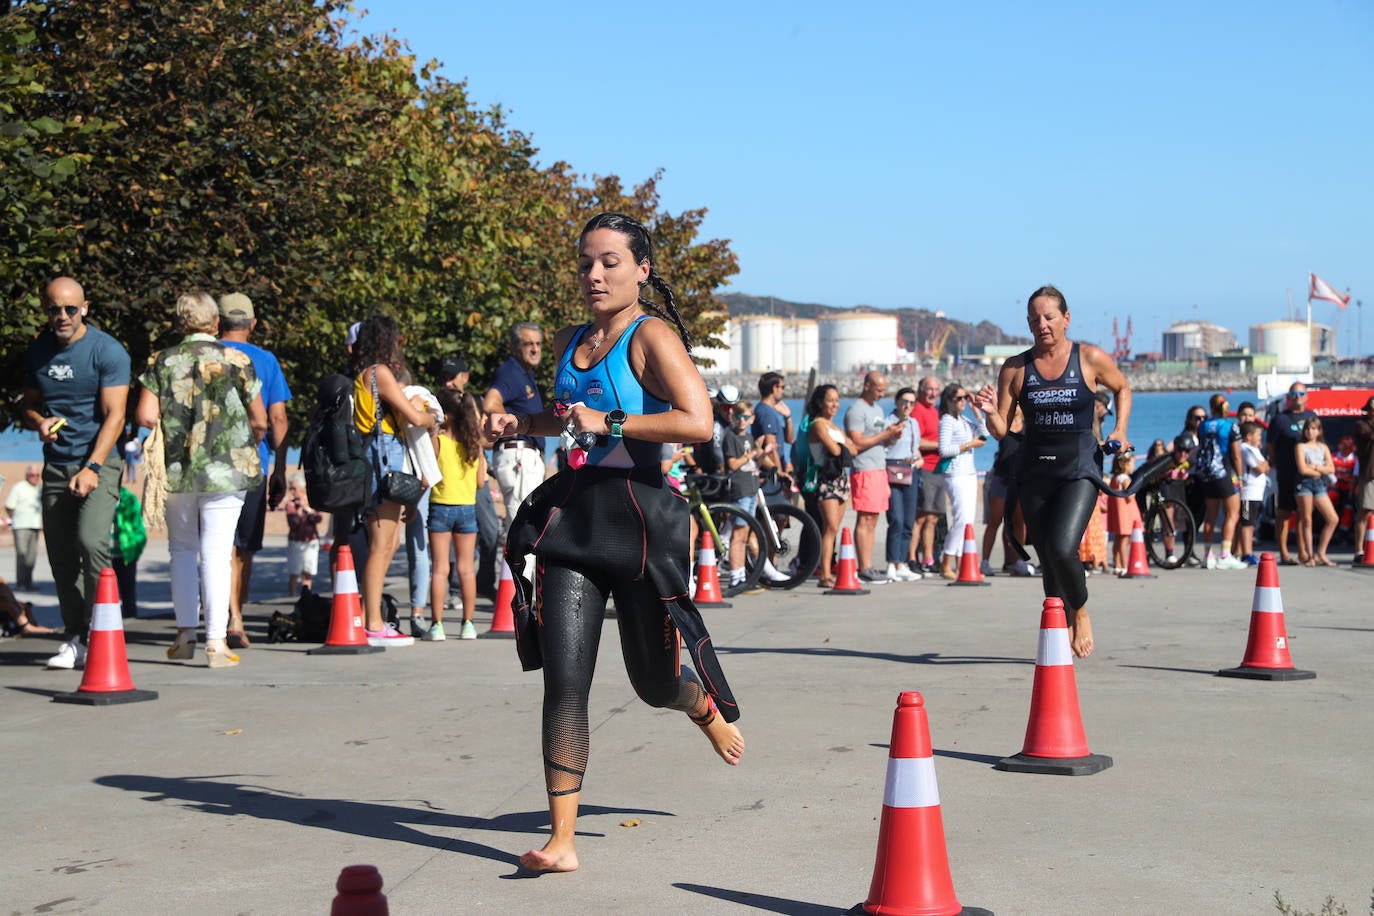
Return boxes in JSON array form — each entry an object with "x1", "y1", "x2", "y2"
[{"x1": 579, "y1": 212, "x2": 693, "y2": 351}]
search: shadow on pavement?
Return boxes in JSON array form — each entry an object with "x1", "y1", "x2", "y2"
[
  {"x1": 673, "y1": 882, "x2": 848, "y2": 915},
  {"x1": 717, "y1": 646, "x2": 1031, "y2": 666},
  {"x1": 1119, "y1": 664, "x2": 1224, "y2": 676},
  {"x1": 94, "y1": 773, "x2": 673, "y2": 870}
]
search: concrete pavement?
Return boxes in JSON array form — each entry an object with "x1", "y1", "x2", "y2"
[{"x1": 2, "y1": 530, "x2": 1371, "y2": 915}]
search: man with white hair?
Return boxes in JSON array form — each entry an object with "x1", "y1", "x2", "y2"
[
  {"x1": 22, "y1": 276, "x2": 130, "y2": 669},
  {"x1": 4, "y1": 465, "x2": 44, "y2": 589}
]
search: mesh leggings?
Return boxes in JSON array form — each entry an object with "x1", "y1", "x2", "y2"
[
  {"x1": 1017, "y1": 476, "x2": 1098, "y2": 612},
  {"x1": 535, "y1": 562, "x2": 713, "y2": 796}
]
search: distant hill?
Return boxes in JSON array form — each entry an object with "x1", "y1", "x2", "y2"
[{"x1": 719, "y1": 293, "x2": 1030, "y2": 354}]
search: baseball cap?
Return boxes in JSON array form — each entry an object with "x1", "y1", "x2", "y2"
[
  {"x1": 218, "y1": 293, "x2": 254, "y2": 320},
  {"x1": 1094, "y1": 389, "x2": 1112, "y2": 415},
  {"x1": 440, "y1": 356, "x2": 469, "y2": 377},
  {"x1": 714, "y1": 384, "x2": 741, "y2": 406},
  {"x1": 345, "y1": 321, "x2": 363, "y2": 346}
]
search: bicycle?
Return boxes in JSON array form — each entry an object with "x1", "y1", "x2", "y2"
[
  {"x1": 754, "y1": 477, "x2": 822, "y2": 589},
  {"x1": 1137, "y1": 476, "x2": 1197, "y2": 570},
  {"x1": 682, "y1": 473, "x2": 767, "y2": 596}
]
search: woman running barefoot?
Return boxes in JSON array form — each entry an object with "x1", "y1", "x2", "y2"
[
  {"x1": 490, "y1": 213, "x2": 743, "y2": 874},
  {"x1": 975, "y1": 285, "x2": 1132, "y2": 658}
]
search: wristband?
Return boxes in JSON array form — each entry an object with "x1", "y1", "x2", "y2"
[{"x1": 85, "y1": 460, "x2": 103, "y2": 474}]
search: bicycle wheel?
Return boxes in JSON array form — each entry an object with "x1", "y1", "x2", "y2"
[
  {"x1": 760, "y1": 503, "x2": 822, "y2": 589},
  {"x1": 707, "y1": 503, "x2": 766, "y2": 596},
  {"x1": 1144, "y1": 498, "x2": 1195, "y2": 570}
]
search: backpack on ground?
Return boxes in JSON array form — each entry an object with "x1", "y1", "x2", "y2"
[
  {"x1": 301, "y1": 376, "x2": 372, "y2": 513},
  {"x1": 267, "y1": 587, "x2": 333, "y2": 643}
]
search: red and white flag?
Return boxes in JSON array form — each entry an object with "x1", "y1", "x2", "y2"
[{"x1": 1309, "y1": 273, "x2": 1351, "y2": 309}]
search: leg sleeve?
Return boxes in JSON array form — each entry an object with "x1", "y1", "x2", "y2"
[
  {"x1": 612, "y1": 578, "x2": 710, "y2": 717},
  {"x1": 535, "y1": 563, "x2": 609, "y2": 796},
  {"x1": 1021, "y1": 476, "x2": 1098, "y2": 611}
]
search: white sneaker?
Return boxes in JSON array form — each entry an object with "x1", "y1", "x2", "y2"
[
  {"x1": 761, "y1": 559, "x2": 791, "y2": 583},
  {"x1": 1216, "y1": 555, "x2": 1247, "y2": 570},
  {"x1": 1205, "y1": 552, "x2": 1217, "y2": 569},
  {"x1": 886, "y1": 562, "x2": 915, "y2": 582},
  {"x1": 46, "y1": 636, "x2": 86, "y2": 670}
]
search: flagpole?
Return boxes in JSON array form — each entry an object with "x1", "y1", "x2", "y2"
[{"x1": 1306, "y1": 271, "x2": 1313, "y2": 373}]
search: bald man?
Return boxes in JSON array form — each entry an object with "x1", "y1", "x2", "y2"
[
  {"x1": 22, "y1": 277, "x2": 131, "y2": 670},
  {"x1": 844, "y1": 371, "x2": 906, "y2": 583}
]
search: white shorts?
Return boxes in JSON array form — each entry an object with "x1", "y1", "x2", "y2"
[{"x1": 287, "y1": 539, "x2": 320, "y2": 576}]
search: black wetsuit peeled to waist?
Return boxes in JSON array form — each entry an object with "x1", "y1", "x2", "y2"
[{"x1": 1016, "y1": 343, "x2": 1103, "y2": 612}]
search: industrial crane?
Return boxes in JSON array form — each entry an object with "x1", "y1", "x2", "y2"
[
  {"x1": 1112, "y1": 316, "x2": 1132, "y2": 362},
  {"x1": 928, "y1": 321, "x2": 953, "y2": 364}
]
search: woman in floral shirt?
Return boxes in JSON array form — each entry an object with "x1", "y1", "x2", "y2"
[{"x1": 135, "y1": 291, "x2": 267, "y2": 668}]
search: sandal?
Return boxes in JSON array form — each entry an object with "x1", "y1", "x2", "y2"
[
  {"x1": 817, "y1": 576, "x2": 836, "y2": 589},
  {"x1": 226, "y1": 628, "x2": 250, "y2": 649}
]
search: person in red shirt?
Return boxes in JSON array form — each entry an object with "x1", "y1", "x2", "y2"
[{"x1": 909, "y1": 376, "x2": 945, "y2": 574}]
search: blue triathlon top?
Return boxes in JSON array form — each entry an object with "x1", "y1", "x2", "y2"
[
  {"x1": 1016, "y1": 342, "x2": 1101, "y2": 482},
  {"x1": 554, "y1": 316, "x2": 668, "y2": 469}
]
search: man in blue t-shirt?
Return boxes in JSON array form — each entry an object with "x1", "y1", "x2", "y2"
[
  {"x1": 751, "y1": 371, "x2": 794, "y2": 481},
  {"x1": 483, "y1": 322, "x2": 547, "y2": 534},
  {"x1": 22, "y1": 277, "x2": 131, "y2": 670},
  {"x1": 219, "y1": 293, "x2": 291, "y2": 646}
]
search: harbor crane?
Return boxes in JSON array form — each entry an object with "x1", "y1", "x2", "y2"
[{"x1": 1112, "y1": 316, "x2": 1132, "y2": 362}]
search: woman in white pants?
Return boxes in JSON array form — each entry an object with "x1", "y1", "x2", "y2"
[
  {"x1": 937, "y1": 383, "x2": 988, "y2": 579},
  {"x1": 136, "y1": 292, "x2": 268, "y2": 668}
]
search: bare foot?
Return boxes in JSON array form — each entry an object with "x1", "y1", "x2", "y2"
[
  {"x1": 520, "y1": 842, "x2": 579, "y2": 873},
  {"x1": 18, "y1": 620, "x2": 55, "y2": 636},
  {"x1": 699, "y1": 714, "x2": 745, "y2": 765},
  {"x1": 1068, "y1": 607, "x2": 1094, "y2": 658}
]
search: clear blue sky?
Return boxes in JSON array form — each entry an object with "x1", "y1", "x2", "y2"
[{"x1": 348, "y1": 1, "x2": 1373, "y2": 356}]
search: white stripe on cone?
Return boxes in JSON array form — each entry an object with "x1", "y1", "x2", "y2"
[
  {"x1": 335, "y1": 568, "x2": 358, "y2": 595},
  {"x1": 963, "y1": 536, "x2": 977, "y2": 553},
  {"x1": 838, "y1": 542, "x2": 857, "y2": 561},
  {"x1": 697, "y1": 546, "x2": 717, "y2": 567},
  {"x1": 1252, "y1": 586, "x2": 1283, "y2": 614},
  {"x1": 90, "y1": 601, "x2": 123, "y2": 632},
  {"x1": 1037, "y1": 626, "x2": 1074, "y2": 667},
  {"x1": 882, "y1": 756, "x2": 940, "y2": 808},
  {"x1": 1131, "y1": 528, "x2": 1145, "y2": 544}
]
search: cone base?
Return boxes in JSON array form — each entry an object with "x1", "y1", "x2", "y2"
[
  {"x1": 825, "y1": 588, "x2": 871, "y2": 596},
  {"x1": 695, "y1": 600, "x2": 734, "y2": 608},
  {"x1": 309, "y1": 644, "x2": 384, "y2": 655},
  {"x1": 1217, "y1": 665, "x2": 1316, "y2": 681},
  {"x1": 848, "y1": 903, "x2": 994, "y2": 916},
  {"x1": 949, "y1": 580, "x2": 991, "y2": 587},
  {"x1": 995, "y1": 752, "x2": 1112, "y2": 776},
  {"x1": 53, "y1": 688, "x2": 159, "y2": 706},
  {"x1": 480, "y1": 630, "x2": 516, "y2": 639},
  {"x1": 1121, "y1": 571, "x2": 1156, "y2": 579}
]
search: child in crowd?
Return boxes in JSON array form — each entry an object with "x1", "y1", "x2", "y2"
[
  {"x1": 426, "y1": 388, "x2": 485, "y2": 641},
  {"x1": 1079, "y1": 480, "x2": 1110, "y2": 576},
  {"x1": 1237, "y1": 421, "x2": 1268, "y2": 565},
  {"x1": 1332, "y1": 435, "x2": 1358, "y2": 544},
  {"x1": 1107, "y1": 451, "x2": 1142, "y2": 575},
  {"x1": 722, "y1": 400, "x2": 765, "y2": 588},
  {"x1": 285, "y1": 473, "x2": 323, "y2": 596}
]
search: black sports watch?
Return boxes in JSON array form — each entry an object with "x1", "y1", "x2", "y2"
[
  {"x1": 85, "y1": 460, "x2": 103, "y2": 474},
  {"x1": 606, "y1": 409, "x2": 627, "y2": 438}
]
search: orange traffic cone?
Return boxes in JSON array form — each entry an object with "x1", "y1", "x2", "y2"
[
  {"x1": 310, "y1": 546, "x2": 382, "y2": 655},
  {"x1": 854, "y1": 692, "x2": 992, "y2": 916},
  {"x1": 485, "y1": 558, "x2": 517, "y2": 637},
  {"x1": 1120, "y1": 520, "x2": 1155, "y2": 578},
  {"x1": 950, "y1": 524, "x2": 990, "y2": 587},
  {"x1": 53, "y1": 568, "x2": 158, "y2": 706},
  {"x1": 1356, "y1": 514, "x2": 1374, "y2": 569},
  {"x1": 1217, "y1": 553, "x2": 1316, "y2": 681},
  {"x1": 331, "y1": 864, "x2": 388, "y2": 915},
  {"x1": 827, "y1": 527, "x2": 870, "y2": 595},
  {"x1": 995, "y1": 597, "x2": 1112, "y2": 775},
  {"x1": 692, "y1": 531, "x2": 733, "y2": 608}
]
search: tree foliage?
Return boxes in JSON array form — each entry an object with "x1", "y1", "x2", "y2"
[{"x1": 0, "y1": 0, "x2": 737, "y2": 435}]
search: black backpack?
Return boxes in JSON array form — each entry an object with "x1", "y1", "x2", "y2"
[{"x1": 301, "y1": 376, "x2": 372, "y2": 513}]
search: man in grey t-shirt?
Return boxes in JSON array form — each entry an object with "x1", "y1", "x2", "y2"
[{"x1": 845, "y1": 371, "x2": 905, "y2": 583}]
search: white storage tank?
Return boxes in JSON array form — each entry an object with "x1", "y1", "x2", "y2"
[
  {"x1": 1250, "y1": 321, "x2": 1311, "y2": 371},
  {"x1": 739, "y1": 315, "x2": 785, "y2": 373},
  {"x1": 782, "y1": 319, "x2": 819, "y2": 374},
  {"x1": 728, "y1": 319, "x2": 743, "y2": 374},
  {"x1": 818, "y1": 312, "x2": 899, "y2": 374},
  {"x1": 693, "y1": 312, "x2": 731, "y2": 375}
]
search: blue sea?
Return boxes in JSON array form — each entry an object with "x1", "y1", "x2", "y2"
[{"x1": 0, "y1": 389, "x2": 1260, "y2": 475}]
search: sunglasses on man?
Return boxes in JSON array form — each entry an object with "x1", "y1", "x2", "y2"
[{"x1": 46, "y1": 305, "x2": 80, "y2": 317}]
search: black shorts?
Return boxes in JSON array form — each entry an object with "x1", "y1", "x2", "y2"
[
  {"x1": 235, "y1": 478, "x2": 269, "y2": 552},
  {"x1": 1239, "y1": 499, "x2": 1262, "y2": 527},
  {"x1": 1275, "y1": 472, "x2": 1298, "y2": 512},
  {"x1": 916, "y1": 468, "x2": 947, "y2": 514},
  {"x1": 1199, "y1": 476, "x2": 1238, "y2": 500}
]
